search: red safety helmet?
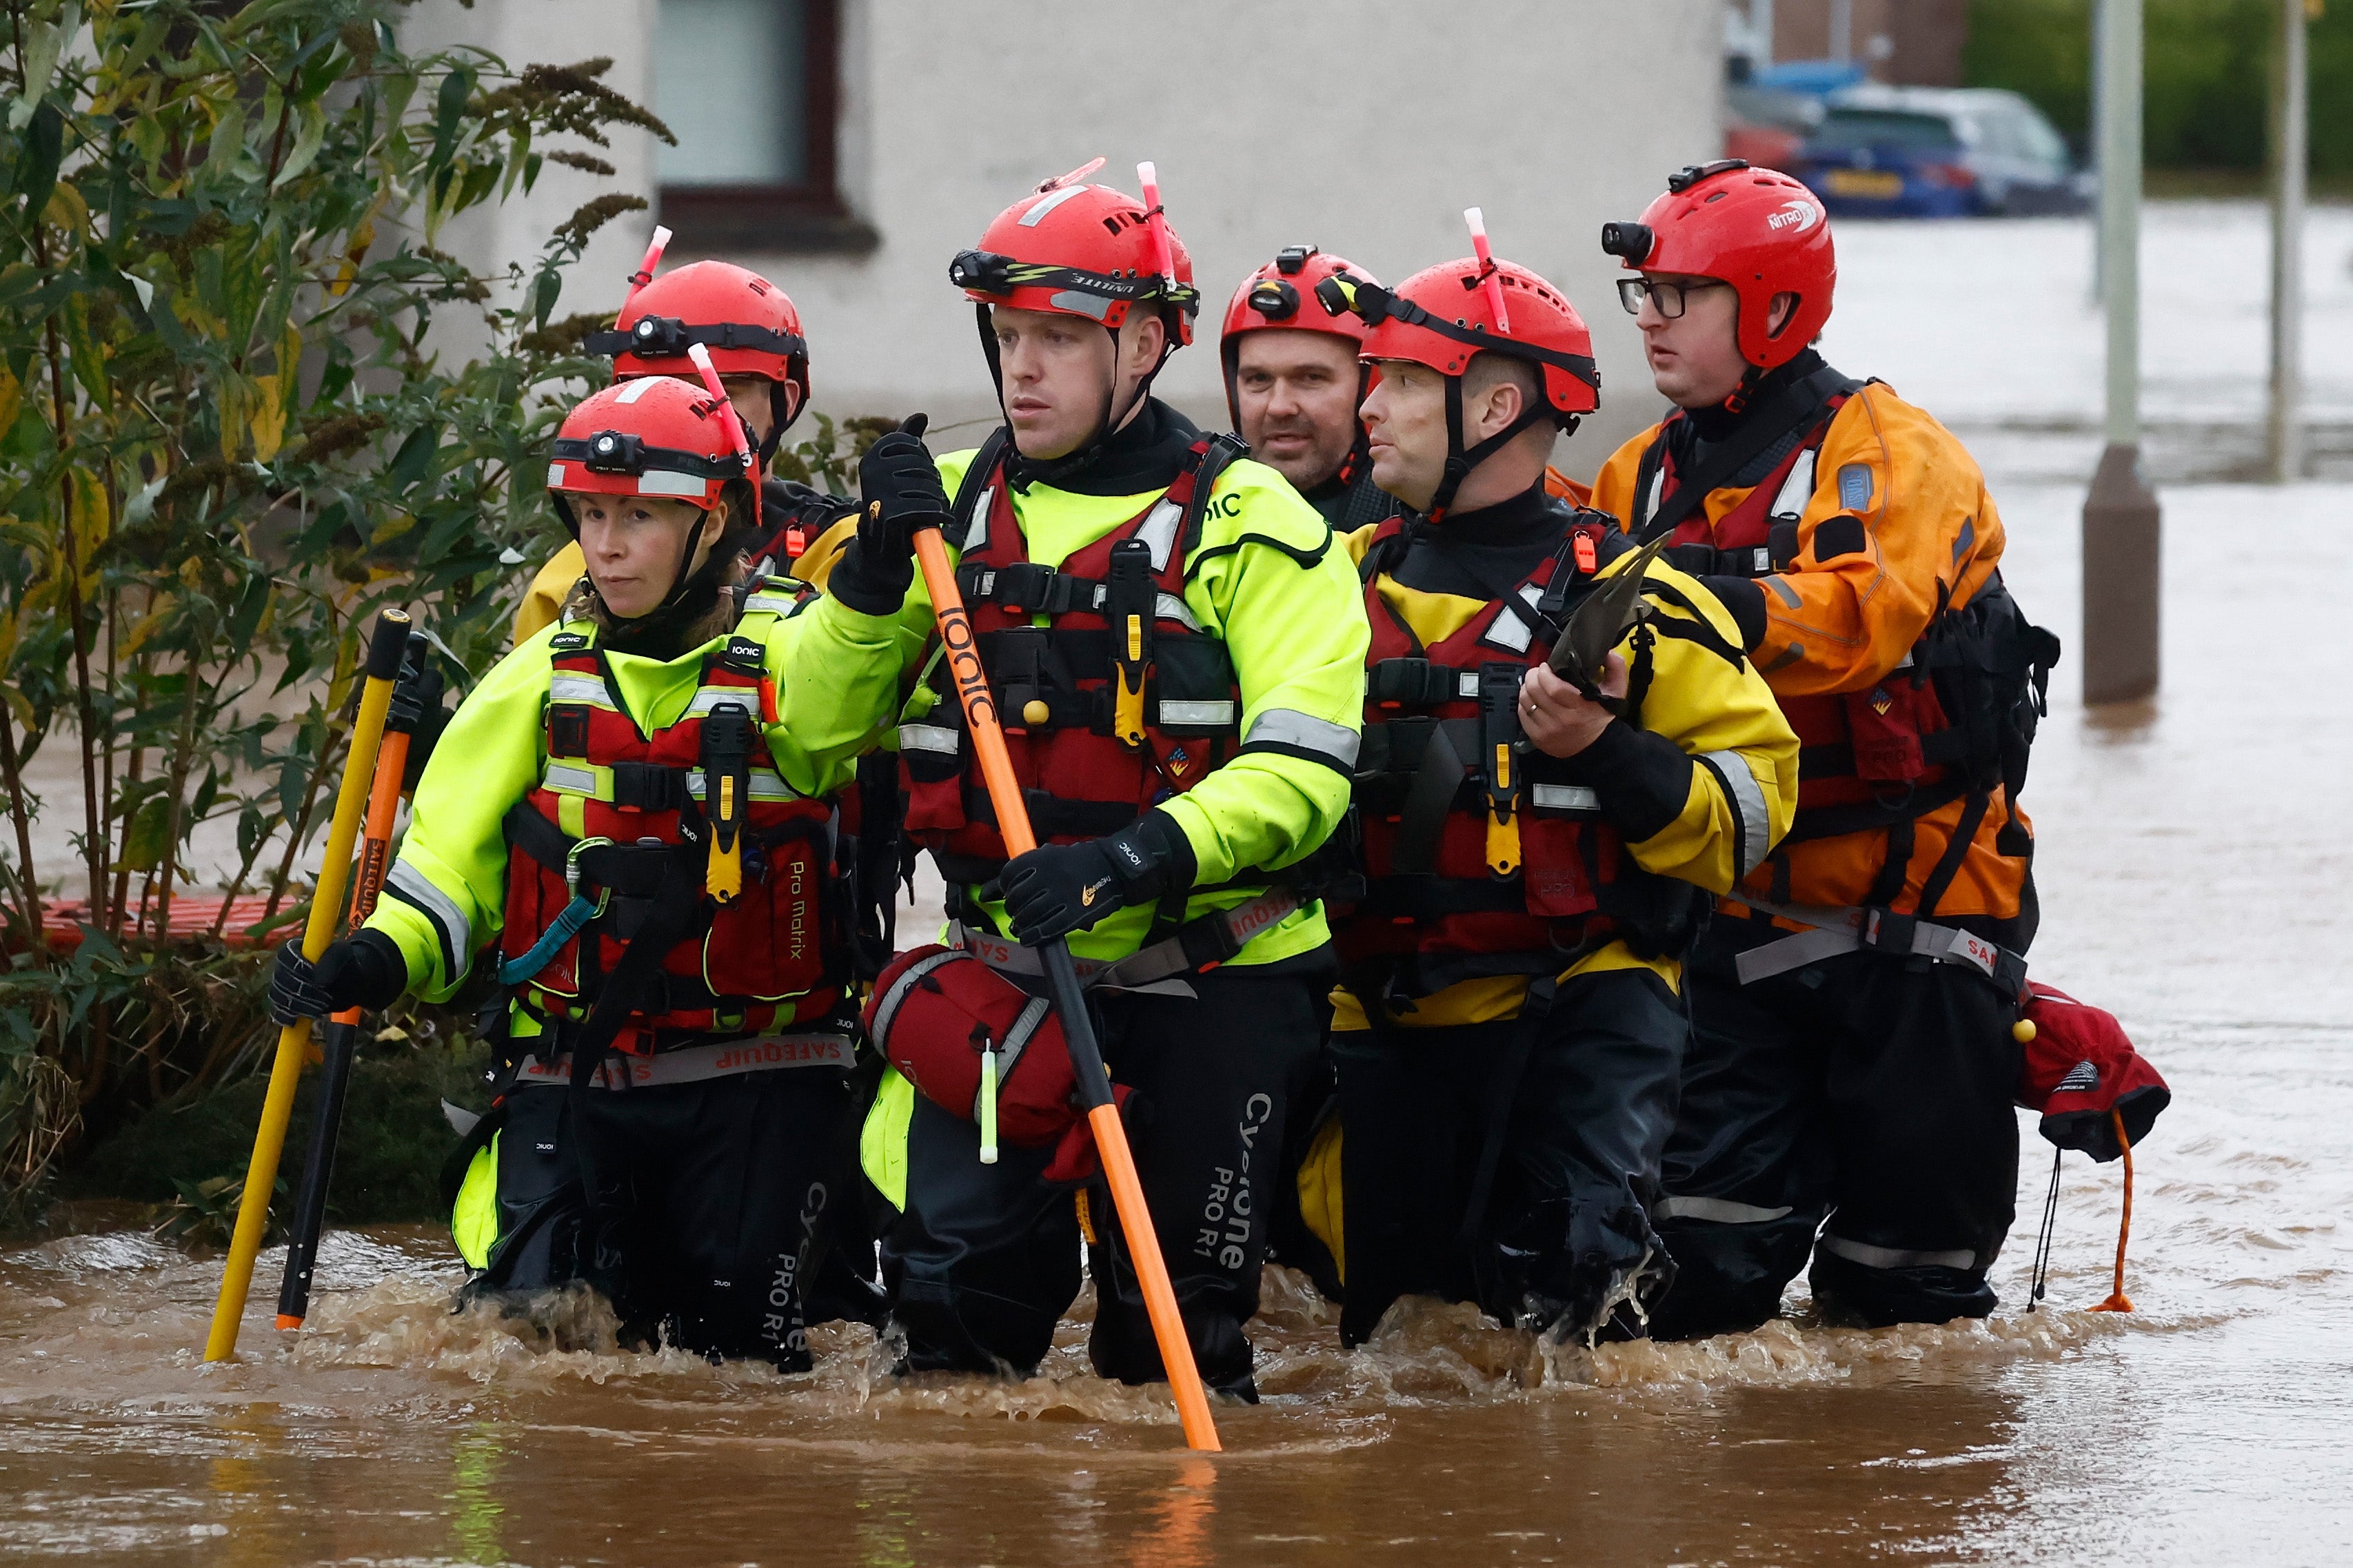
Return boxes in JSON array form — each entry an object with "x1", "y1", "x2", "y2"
[
  {"x1": 951, "y1": 161, "x2": 1200, "y2": 342},
  {"x1": 546, "y1": 376, "x2": 749, "y2": 536},
  {"x1": 950, "y1": 160, "x2": 1202, "y2": 474},
  {"x1": 1340, "y1": 246, "x2": 1600, "y2": 520},
  {"x1": 585, "y1": 260, "x2": 811, "y2": 450},
  {"x1": 1602, "y1": 159, "x2": 1835, "y2": 372},
  {"x1": 1218, "y1": 244, "x2": 1376, "y2": 429}
]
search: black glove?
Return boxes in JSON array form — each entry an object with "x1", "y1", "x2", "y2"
[
  {"x1": 998, "y1": 813, "x2": 1196, "y2": 945},
  {"x1": 831, "y1": 414, "x2": 947, "y2": 615},
  {"x1": 267, "y1": 930, "x2": 407, "y2": 1025}
]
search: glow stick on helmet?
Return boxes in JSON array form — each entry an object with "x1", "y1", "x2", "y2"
[
  {"x1": 1465, "y1": 207, "x2": 1511, "y2": 334},
  {"x1": 1138, "y1": 161, "x2": 1175, "y2": 287},
  {"x1": 1043, "y1": 156, "x2": 1105, "y2": 191},
  {"x1": 624, "y1": 225, "x2": 674, "y2": 308},
  {"x1": 686, "y1": 340, "x2": 761, "y2": 536}
]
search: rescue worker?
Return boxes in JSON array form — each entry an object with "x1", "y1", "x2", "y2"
[
  {"x1": 514, "y1": 258, "x2": 855, "y2": 643},
  {"x1": 1221, "y1": 245, "x2": 1397, "y2": 529},
  {"x1": 1589, "y1": 161, "x2": 2060, "y2": 1335},
  {"x1": 1322, "y1": 243, "x2": 1800, "y2": 1346},
  {"x1": 794, "y1": 163, "x2": 1370, "y2": 1399},
  {"x1": 268, "y1": 377, "x2": 918, "y2": 1367}
]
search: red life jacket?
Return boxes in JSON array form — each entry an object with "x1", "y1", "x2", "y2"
[
  {"x1": 1632, "y1": 386, "x2": 2056, "y2": 862},
  {"x1": 897, "y1": 431, "x2": 1248, "y2": 882},
  {"x1": 498, "y1": 594, "x2": 842, "y2": 1055},
  {"x1": 1333, "y1": 514, "x2": 1695, "y2": 1001}
]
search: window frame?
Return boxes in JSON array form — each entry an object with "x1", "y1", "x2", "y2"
[{"x1": 653, "y1": 0, "x2": 876, "y2": 254}]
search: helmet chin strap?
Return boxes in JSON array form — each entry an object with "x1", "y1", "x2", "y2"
[{"x1": 1424, "y1": 372, "x2": 1564, "y2": 524}]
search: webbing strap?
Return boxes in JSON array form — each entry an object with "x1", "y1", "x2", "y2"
[
  {"x1": 1634, "y1": 366, "x2": 1864, "y2": 542},
  {"x1": 513, "y1": 1032, "x2": 854, "y2": 1091},
  {"x1": 950, "y1": 886, "x2": 1300, "y2": 994},
  {"x1": 1729, "y1": 893, "x2": 2026, "y2": 994}
]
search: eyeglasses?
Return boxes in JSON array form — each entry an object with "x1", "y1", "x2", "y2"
[{"x1": 1615, "y1": 276, "x2": 1730, "y2": 319}]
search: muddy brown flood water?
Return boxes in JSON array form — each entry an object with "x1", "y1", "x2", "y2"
[{"x1": 6, "y1": 474, "x2": 2352, "y2": 1565}]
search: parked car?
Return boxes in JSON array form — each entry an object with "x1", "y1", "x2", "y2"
[{"x1": 1788, "y1": 86, "x2": 2092, "y2": 217}]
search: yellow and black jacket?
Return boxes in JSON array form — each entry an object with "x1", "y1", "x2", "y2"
[{"x1": 1333, "y1": 485, "x2": 1799, "y2": 1030}]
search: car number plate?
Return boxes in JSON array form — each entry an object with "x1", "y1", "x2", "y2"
[{"x1": 1826, "y1": 169, "x2": 1905, "y2": 198}]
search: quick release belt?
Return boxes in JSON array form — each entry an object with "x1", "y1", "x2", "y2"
[
  {"x1": 1727, "y1": 894, "x2": 2028, "y2": 996},
  {"x1": 511, "y1": 1031, "x2": 854, "y2": 1091},
  {"x1": 948, "y1": 887, "x2": 1301, "y2": 997}
]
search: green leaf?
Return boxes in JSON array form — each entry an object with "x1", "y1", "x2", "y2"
[
  {"x1": 120, "y1": 796, "x2": 171, "y2": 871},
  {"x1": 202, "y1": 99, "x2": 248, "y2": 184},
  {"x1": 273, "y1": 98, "x2": 327, "y2": 188}
]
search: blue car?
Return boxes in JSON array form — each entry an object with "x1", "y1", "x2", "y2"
[{"x1": 1789, "y1": 87, "x2": 2091, "y2": 218}]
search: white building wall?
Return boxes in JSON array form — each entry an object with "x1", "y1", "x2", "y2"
[{"x1": 416, "y1": 0, "x2": 1725, "y2": 468}]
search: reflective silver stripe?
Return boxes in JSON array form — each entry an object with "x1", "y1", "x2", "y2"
[
  {"x1": 547, "y1": 462, "x2": 569, "y2": 488},
  {"x1": 1530, "y1": 783, "x2": 1600, "y2": 813},
  {"x1": 870, "y1": 949, "x2": 963, "y2": 1048},
  {"x1": 1137, "y1": 498, "x2": 1185, "y2": 571},
  {"x1": 513, "y1": 1033, "x2": 856, "y2": 1092},
  {"x1": 542, "y1": 761, "x2": 600, "y2": 795},
  {"x1": 1735, "y1": 926, "x2": 1856, "y2": 984},
  {"x1": 898, "y1": 723, "x2": 960, "y2": 757},
  {"x1": 975, "y1": 997, "x2": 1053, "y2": 1119},
  {"x1": 1020, "y1": 184, "x2": 1088, "y2": 226},
  {"x1": 549, "y1": 673, "x2": 614, "y2": 707},
  {"x1": 1048, "y1": 289, "x2": 1112, "y2": 320},
  {"x1": 1655, "y1": 1195, "x2": 1795, "y2": 1225},
  {"x1": 1644, "y1": 465, "x2": 1666, "y2": 531},
  {"x1": 742, "y1": 591, "x2": 798, "y2": 616},
  {"x1": 685, "y1": 687, "x2": 760, "y2": 719},
  {"x1": 637, "y1": 469, "x2": 709, "y2": 498},
  {"x1": 1699, "y1": 749, "x2": 1773, "y2": 877},
  {"x1": 1158, "y1": 699, "x2": 1238, "y2": 728},
  {"x1": 1155, "y1": 591, "x2": 1201, "y2": 631},
  {"x1": 385, "y1": 859, "x2": 471, "y2": 984},
  {"x1": 1768, "y1": 447, "x2": 1817, "y2": 520},
  {"x1": 1457, "y1": 671, "x2": 1480, "y2": 698},
  {"x1": 1480, "y1": 586, "x2": 1547, "y2": 655},
  {"x1": 681, "y1": 767, "x2": 797, "y2": 801},
  {"x1": 1818, "y1": 1233, "x2": 1977, "y2": 1273},
  {"x1": 1244, "y1": 708, "x2": 1360, "y2": 768},
  {"x1": 963, "y1": 487, "x2": 995, "y2": 552}
]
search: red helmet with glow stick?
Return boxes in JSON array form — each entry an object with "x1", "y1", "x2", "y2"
[
  {"x1": 1340, "y1": 210, "x2": 1600, "y2": 520},
  {"x1": 1218, "y1": 245, "x2": 1377, "y2": 429}
]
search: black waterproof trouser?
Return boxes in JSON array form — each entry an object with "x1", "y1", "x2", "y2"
[
  {"x1": 1331, "y1": 966, "x2": 1686, "y2": 1348},
  {"x1": 1649, "y1": 915, "x2": 2026, "y2": 1340},
  {"x1": 473, "y1": 1063, "x2": 867, "y2": 1369},
  {"x1": 880, "y1": 961, "x2": 1331, "y2": 1401}
]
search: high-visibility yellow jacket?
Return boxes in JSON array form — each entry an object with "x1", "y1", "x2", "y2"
[
  {"x1": 1589, "y1": 378, "x2": 2029, "y2": 923},
  {"x1": 365, "y1": 585, "x2": 908, "y2": 1003},
  {"x1": 790, "y1": 418, "x2": 1371, "y2": 969},
  {"x1": 1331, "y1": 496, "x2": 1799, "y2": 1030}
]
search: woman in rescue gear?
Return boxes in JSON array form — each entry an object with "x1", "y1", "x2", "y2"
[
  {"x1": 270, "y1": 376, "x2": 920, "y2": 1367},
  {"x1": 1222, "y1": 245, "x2": 1397, "y2": 531},
  {"x1": 791, "y1": 161, "x2": 1371, "y2": 1400},
  {"x1": 512, "y1": 257, "x2": 858, "y2": 645},
  {"x1": 1588, "y1": 161, "x2": 2063, "y2": 1336},
  {"x1": 1311, "y1": 230, "x2": 1799, "y2": 1348}
]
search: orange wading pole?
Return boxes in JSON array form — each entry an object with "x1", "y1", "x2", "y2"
[
  {"x1": 275, "y1": 635, "x2": 431, "y2": 1329},
  {"x1": 204, "y1": 608, "x2": 412, "y2": 1361},
  {"x1": 909, "y1": 516, "x2": 1222, "y2": 1454}
]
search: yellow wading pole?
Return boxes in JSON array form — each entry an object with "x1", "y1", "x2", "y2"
[
  {"x1": 909, "y1": 516, "x2": 1221, "y2": 1453},
  {"x1": 204, "y1": 608, "x2": 412, "y2": 1362}
]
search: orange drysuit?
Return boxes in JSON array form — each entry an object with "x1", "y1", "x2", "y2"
[{"x1": 1589, "y1": 379, "x2": 2031, "y2": 927}]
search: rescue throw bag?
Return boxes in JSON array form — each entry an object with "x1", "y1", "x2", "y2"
[
  {"x1": 2013, "y1": 981, "x2": 2170, "y2": 1162},
  {"x1": 863, "y1": 944, "x2": 1078, "y2": 1147}
]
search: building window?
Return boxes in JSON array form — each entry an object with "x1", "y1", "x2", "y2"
[{"x1": 652, "y1": 0, "x2": 873, "y2": 252}]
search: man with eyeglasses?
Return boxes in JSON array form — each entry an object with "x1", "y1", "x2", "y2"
[{"x1": 1587, "y1": 161, "x2": 2059, "y2": 1339}]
